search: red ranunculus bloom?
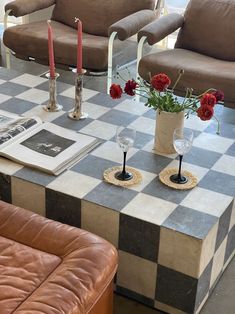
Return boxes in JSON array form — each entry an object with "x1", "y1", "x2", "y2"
[
  {"x1": 124, "y1": 79, "x2": 138, "y2": 96},
  {"x1": 197, "y1": 105, "x2": 214, "y2": 121},
  {"x1": 110, "y1": 84, "x2": 123, "y2": 99},
  {"x1": 151, "y1": 73, "x2": 171, "y2": 92},
  {"x1": 212, "y1": 90, "x2": 224, "y2": 102},
  {"x1": 200, "y1": 93, "x2": 217, "y2": 107}
]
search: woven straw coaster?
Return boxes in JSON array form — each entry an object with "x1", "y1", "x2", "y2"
[
  {"x1": 103, "y1": 166, "x2": 142, "y2": 187},
  {"x1": 159, "y1": 168, "x2": 198, "y2": 190}
]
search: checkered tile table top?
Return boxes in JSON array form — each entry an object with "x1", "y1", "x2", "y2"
[{"x1": 0, "y1": 68, "x2": 234, "y2": 314}]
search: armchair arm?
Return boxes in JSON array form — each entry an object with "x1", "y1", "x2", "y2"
[
  {"x1": 108, "y1": 10, "x2": 158, "y2": 41},
  {"x1": 5, "y1": 0, "x2": 56, "y2": 17},
  {"x1": 138, "y1": 13, "x2": 184, "y2": 45}
]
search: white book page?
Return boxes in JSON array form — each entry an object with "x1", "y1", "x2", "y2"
[{"x1": 0, "y1": 123, "x2": 98, "y2": 174}]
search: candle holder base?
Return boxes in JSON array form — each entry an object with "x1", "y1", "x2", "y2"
[
  {"x1": 43, "y1": 103, "x2": 63, "y2": 112},
  {"x1": 68, "y1": 111, "x2": 88, "y2": 120}
]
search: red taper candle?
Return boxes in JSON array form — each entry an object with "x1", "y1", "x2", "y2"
[
  {"x1": 76, "y1": 18, "x2": 83, "y2": 74},
  {"x1": 47, "y1": 20, "x2": 55, "y2": 79}
]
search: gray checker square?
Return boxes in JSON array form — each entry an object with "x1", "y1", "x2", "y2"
[
  {"x1": 180, "y1": 146, "x2": 222, "y2": 169},
  {"x1": 199, "y1": 170, "x2": 235, "y2": 197},
  {"x1": 143, "y1": 108, "x2": 156, "y2": 120},
  {"x1": 87, "y1": 92, "x2": 125, "y2": 107},
  {"x1": 0, "y1": 173, "x2": 11, "y2": 203},
  {"x1": 205, "y1": 121, "x2": 235, "y2": 140},
  {"x1": 128, "y1": 150, "x2": 172, "y2": 174},
  {"x1": 0, "y1": 68, "x2": 20, "y2": 81},
  {"x1": 0, "y1": 82, "x2": 30, "y2": 97},
  {"x1": 119, "y1": 213, "x2": 160, "y2": 262},
  {"x1": 226, "y1": 142, "x2": 235, "y2": 157},
  {"x1": 46, "y1": 189, "x2": 81, "y2": 228},
  {"x1": 215, "y1": 201, "x2": 233, "y2": 251},
  {"x1": 162, "y1": 205, "x2": 218, "y2": 239},
  {"x1": 71, "y1": 155, "x2": 119, "y2": 180},
  {"x1": 36, "y1": 80, "x2": 71, "y2": 94},
  {"x1": 142, "y1": 177, "x2": 190, "y2": 204},
  {"x1": 224, "y1": 225, "x2": 235, "y2": 264},
  {"x1": 0, "y1": 98, "x2": 38, "y2": 114},
  {"x1": 155, "y1": 264, "x2": 198, "y2": 313},
  {"x1": 51, "y1": 112, "x2": 94, "y2": 131},
  {"x1": 42, "y1": 95, "x2": 74, "y2": 112},
  {"x1": 98, "y1": 109, "x2": 139, "y2": 127},
  {"x1": 13, "y1": 167, "x2": 55, "y2": 187},
  {"x1": 84, "y1": 181, "x2": 138, "y2": 211}
]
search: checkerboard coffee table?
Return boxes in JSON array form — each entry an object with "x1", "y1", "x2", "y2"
[{"x1": 0, "y1": 68, "x2": 234, "y2": 314}]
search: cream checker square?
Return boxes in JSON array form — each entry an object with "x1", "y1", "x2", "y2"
[{"x1": 122, "y1": 193, "x2": 177, "y2": 226}]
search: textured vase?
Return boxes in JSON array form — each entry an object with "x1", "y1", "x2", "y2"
[{"x1": 154, "y1": 110, "x2": 184, "y2": 154}]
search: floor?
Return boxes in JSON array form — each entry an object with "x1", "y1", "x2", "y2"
[{"x1": 0, "y1": 0, "x2": 235, "y2": 311}]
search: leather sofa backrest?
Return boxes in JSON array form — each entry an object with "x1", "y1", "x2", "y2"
[
  {"x1": 52, "y1": 0, "x2": 156, "y2": 37},
  {"x1": 175, "y1": 0, "x2": 235, "y2": 61}
]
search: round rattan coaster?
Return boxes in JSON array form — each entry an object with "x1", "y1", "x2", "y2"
[
  {"x1": 159, "y1": 168, "x2": 198, "y2": 190},
  {"x1": 103, "y1": 166, "x2": 142, "y2": 187}
]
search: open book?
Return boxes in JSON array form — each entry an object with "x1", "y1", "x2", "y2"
[{"x1": 0, "y1": 110, "x2": 100, "y2": 175}]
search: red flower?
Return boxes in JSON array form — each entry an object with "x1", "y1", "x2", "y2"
[
  {"x1": 151, "y1": 73, "x2": 171, "y2": 92},
  {"x1": 197, "y1": 105, "x2": 214, "y2": 121},
  {"x1": 124, "y1": 80, "x2": 138, "y2": 96},
  {"x1": 212, "y1": 90, "x2": 224, "y2": 102},
  {"x1": 110, "y1": 84, "x2": 123, "y2": 99},
  {"x1": 200, "y1": 93, "x2": 217, "y2": 107}
]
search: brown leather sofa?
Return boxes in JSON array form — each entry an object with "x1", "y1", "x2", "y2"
[
  {"x1": 3, "y1": 0, "x2": 159, "y2": 73},
  {"x1": 138, "y1": 0, "x2": 235, "y2": 108},
  {"x1": 0, "y1": 200, "x2": 118, "y2": 314}
]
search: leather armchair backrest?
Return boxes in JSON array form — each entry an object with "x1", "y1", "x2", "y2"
[
  {"x1": 175, "y1": 0, "x2": 235, "y2": 61},
  {"x1": 52, "y1": 0, "x2": 156, "y2": 37}
]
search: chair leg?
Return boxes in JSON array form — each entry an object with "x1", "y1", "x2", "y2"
[
  {"x1": 4, "y1": 10, "x2": 12, "y2": 69},
  {"x1": 135, "y1": 36, "x2": 147, "y2": 102},
  {"x1": 107, "y1": 31, "x2": 117, "y2": 94}
]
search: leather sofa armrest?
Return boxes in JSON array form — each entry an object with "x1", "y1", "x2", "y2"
[
  {"x1": 108, "y1": 10, "x2": 158, "y2": 41},
  {"x1": 5, "y1": 0, "x2": 56, "y2": 17},
  {"x1": 138, "y1": 13, "x2": 184, "y2": 45}
]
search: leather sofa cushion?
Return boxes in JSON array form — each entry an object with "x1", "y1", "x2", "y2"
[
  {"x1": 0, "y1": 201, "x2": 118, "y2": 313},
  {"x1": 0, "y1": 236, "x2": 61, "y2": 314},
  {"x1": 175, "y1": 0, "x2": 235, "y2": 61},
  {"x1": 138, "y1": 49, "x2": 235, "y2": 107},
  {"x1": 3, "y1": 20, "x2": 136, "y2": 71},
  {"x1": 52, "y1": 0, "x2": 155, "y2": 36}
]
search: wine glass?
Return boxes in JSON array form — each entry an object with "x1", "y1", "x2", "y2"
[
  {"x1": 170, "y1": 128, "x2": 194, "y2": 184},
  {"x1": 115, "y1": 126, "x2": 136, "y2": 181}
]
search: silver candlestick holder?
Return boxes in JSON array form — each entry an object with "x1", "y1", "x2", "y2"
[
  {"x1": 43, "y1": 72, "x2": 63, "y2": 112},
  {"x1": 68, "y1": 68, "x2": 88, "y2": 120}
]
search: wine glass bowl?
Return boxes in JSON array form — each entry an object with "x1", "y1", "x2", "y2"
[
  {"x1": 170, "y1": 128, "x2": 194, "y2": 184},
  {"x1": 115, "y1": 126, "x2": 136, "y2": 181}
]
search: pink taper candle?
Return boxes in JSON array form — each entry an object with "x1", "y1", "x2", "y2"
[
  {"x1": 76, "y1": 18, "x2": 83, "y2": 74},
  {"x1": 47, "y1": 20, "x2": 55, "y2": 79}
]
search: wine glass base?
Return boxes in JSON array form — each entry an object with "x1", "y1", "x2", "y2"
[
  {"x1": 115, "y1": 171, "x2": 133, "y2": 181},
  {"x1": 170, "y1": 174, "x2": 188, "y2": 184}
]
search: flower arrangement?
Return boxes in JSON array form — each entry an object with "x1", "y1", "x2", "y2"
[{"x1": 110, "y1": 70, "x2": 224, "y2": 134}]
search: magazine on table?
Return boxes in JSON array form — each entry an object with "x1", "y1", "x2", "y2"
[{"x1": 0, "y1": 110, "x2": 100, "y2": 175}]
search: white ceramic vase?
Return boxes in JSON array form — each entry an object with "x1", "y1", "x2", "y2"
[{"x1": 154, "y1": 110, "x2": 185, "y2": 154}]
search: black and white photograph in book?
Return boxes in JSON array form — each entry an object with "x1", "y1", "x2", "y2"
[{"x1": 20, "y1": 129, "x2": 76, "y2": 157}]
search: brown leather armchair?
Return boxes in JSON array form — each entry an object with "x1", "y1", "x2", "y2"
[
  {"x1": 137, "y1": 0, "x2": 235, "y2": 108},
  {"x1": 3, "y1": 0, "x2": 161, "y2": 92},
  {"x1": 0, "y1": 200, "x2": 118, "y2": 314}
]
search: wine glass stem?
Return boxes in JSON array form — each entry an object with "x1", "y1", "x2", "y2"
[
  {"x1": 122, "y1": 151, "x2": 127, "y2": 177},
  {"x1": 178, "y1": 154, "x2": 183, "y2": 180}
]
